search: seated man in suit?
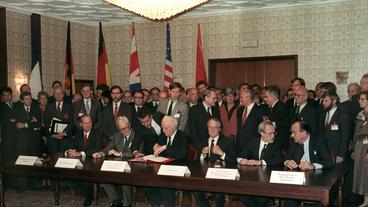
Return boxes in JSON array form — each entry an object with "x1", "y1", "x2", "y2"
[
  {"x1": 130, "y1": 90, "x2": 153, "y2": 128},
  {"x1": 131, "y1": 108, "x2": 161, "y2": 158},
  {"x1": 65, "y1": 115, "x2": 102, "y2": 206},
  {"x1": 193, "y1": 118, "x2": 236, "y2": 207},
  {"x1": 284, "y1": 120, "x2": 333, "y2": 207},
  {"x1": 237, "y1": 120, "x2": 283, "y2": 207},
  {"x1": 142, "y1": 115, "x2": 189, "y2": 207},
  {"x1": 93, "y1": 116, "x2": 135, "y2": 207}
]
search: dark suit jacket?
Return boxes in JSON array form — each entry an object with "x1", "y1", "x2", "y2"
[
  {"x1": 101, "y1": 102, "x2": 133, "y2": 141},
  {"x1": 265, "y1": 101, "x2": 290, "y2": 148},
  {"x1": 157, "y1": 130, "x2": 188, "y2": 161},
  {"x1": 72, "y1": 130, "x2": 102, "y2": 156},
  {"x1": 147, "y1": 101, "x2": 159, "y2": 112},
  {"x1": 200, "y1": 135, "x2": 236, "y2": 163},
  {"x1": 289, "y1": 101, "x2": 318, "y2": 134},
  {"x1": 130, "y1": 103, "x2": 154, "y2": 128},
  {"x1": 285, "y1": 135, "x2": 333, "y2": 169},
  {"x1": 48, "y1": 95, "x2": 72, "y2": 104},
  {"x1": 318, "y1": 106, "x2": 352, "y2": 158},
  {"x1": 238, "y1": 139, "x2": 283, "y2": 166},
  {"x1": 101, "y1": 130, "x2": 136, "y2": 158},
  {"x1": 188, "y1": 102, "x2": 221, "y2": 150},
  {"x1": 73, "y1": 98, "x2": 101, "y2": 131},
  {"x1": 0, "y1": 102, "x2": 17, "y2": 161},
  {"x1": 131, "y1": 124, "x2": 160, "y2": 155},
  {"x1": 44, "y1": 101, "x2": 73, "y2": 138},
  {"x1": 236, "y1": 104, "x2": 265, "y2": 153}
]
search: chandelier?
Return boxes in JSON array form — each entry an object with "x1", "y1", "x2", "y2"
[{"x1": 104, "y1": 0, "x2": 211, "y2": 22}]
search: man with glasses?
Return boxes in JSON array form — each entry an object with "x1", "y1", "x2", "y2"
[
  {"x1": 289, "y1": 87, "x2": 318, "y2": 134},
  {"x1": 130, "y1": 90, "x2": 153, "y2": 128},
  {"x1": 93, "y1": 116, "x2": 135, "y2": 207},
  {"x1": 237, "y1": 120, "x2": 283, "y2": 207}
]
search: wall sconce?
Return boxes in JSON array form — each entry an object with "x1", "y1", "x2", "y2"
[{"x1": 15, "y1": 72, "x2": 28, "y2": 92}]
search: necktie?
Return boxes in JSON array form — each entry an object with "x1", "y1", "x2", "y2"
[
  {"x1": 83, "y1": 133, "x2": 88, "y2": 148},
  {"x1": 325, "y1": 111, "x2": 330, "y2": 126},
  {"x1": 114, "y1": 103, "x2": 119, "y2": 119},
  {"x1": 260, "y1": 143, "x2": 267, "y2": 160},
  {"x1": 209, "y1": 138, "x2": 215, "y2": 157},
  {"x1": 26, "y1": 107, "x2": 30, "y2": 120},
  {"x1": 242, "y1": 106, "x2": 248, "y2": 126},
  {"x1": 295, "y1": 105, "x2": 300, "y2": 116},
  {"x1": 207, "y1": 107, "x2": 212, "y2": 117},
  {"x1": 57, "y1": 102, "x2": 61, "y2": 113},
  {"x1": 295, "y1": 143, "x2": 305, "y2": 165},
  {"x1": 167, "y1": 101, "x2": 173, "y2": 116},
  {"x1": 167, "y1": 136, "x2": 172, "y2": 147},
  {"x1": 123, "y1": 136, "x2": 129, "y2": 152},
  {"x1": 85, "y1": 100, "x2": 91, "y2": 115}
]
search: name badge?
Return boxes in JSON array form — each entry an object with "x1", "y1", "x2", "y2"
[
  {"x1": 205, "y1": 168, "x2": 240, "y2": 180},
  {"x1": 363, "y1": 138, "x2": 368, "y2": 145},
  {"x1": 101, "y1": 160, "x2": 131, "y2": 173},
  {"x1": 331, "y1": 124, "x2": 339, "y2": 131},
  {"x1": 15, "y1": 155, "x2": 42, "y2": 166},
  {"x1": 55, "y1": 158, "x2": 83, "y2": 169},
  {"x1": 157, "y1": 165, "x2": 191, "y2": 177},
  {"x1": 174, "y1": 113, "x2": 181, "y2": 118},
  {"x1": 270, "y1": 170, "x2": 306, "y2": 185}
]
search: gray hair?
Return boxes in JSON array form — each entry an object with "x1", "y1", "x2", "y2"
[
  {"x1": 162, "y1": 115, "x2": 178, "y2": 129},
  {"x1": 258, "y1": 120, "x2": 276, "y2": 134},
  {"x1": 115, "y1": 116, "x2": 131, "y2": 130}
]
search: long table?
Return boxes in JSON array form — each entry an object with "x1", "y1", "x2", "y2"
[{"x1": 0, "y1": 156, "x2": 346, "y2": 207}]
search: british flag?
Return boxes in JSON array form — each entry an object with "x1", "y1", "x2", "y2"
[{"x1": 129, "y1": 22, "x2": 142, "y2": 92}]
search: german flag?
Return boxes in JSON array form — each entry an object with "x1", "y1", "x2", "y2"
[
  {"x1": 64, "y1": 21, "x2": 75, "y2": 96},
  {"x1": 96, "y1": 22, "x2": 112, "y2": 86}
]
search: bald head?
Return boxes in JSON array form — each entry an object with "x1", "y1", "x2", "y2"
[{"x1": 161, "y1": 116, "x2": 178, "y2": 137}]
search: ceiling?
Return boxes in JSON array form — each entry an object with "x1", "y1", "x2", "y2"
[{"x1": 0, "y1": 0, "x2": 357, "y2": 25}]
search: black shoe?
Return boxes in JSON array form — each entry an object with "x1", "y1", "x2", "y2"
[{"x1": 83, "y1": 198, "x2": 92, "y2": 206}]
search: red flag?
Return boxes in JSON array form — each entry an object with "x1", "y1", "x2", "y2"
[
  {"x1": 64, "y1": 21, "x2": 75, "y2": 96},
  {"x1": 97, "y1": 22, "x2": 112, "y2": 86},
  {"x1": 196, "y1": 23, "x2": 207, "y2": 84}
]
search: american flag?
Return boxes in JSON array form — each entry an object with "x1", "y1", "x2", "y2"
[{"x1": 163, "y1": 23, "x2": 173, "y2": 92}]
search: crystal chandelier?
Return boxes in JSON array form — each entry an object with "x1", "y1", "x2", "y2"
[{"x1": 104, "y1": 0, "x2": 210, "y2": 21}]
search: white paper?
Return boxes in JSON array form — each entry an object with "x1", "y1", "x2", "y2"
[
  {"x1": 270, "y1": 170, "x2": 306, "y2": 185},
  {"x1": 15, "y1": 155, "x2": 42, "y2": 166},
  {"x1": 54, "y1": 158, "x2": 83, "y2": 169},
  {"x1": 55, "y1": 123, "x2": 68, "y2": 133},
  {"x1": 143, "y1": 155, "x2": 171, "y2": 163},
  {"x1": 101, "y1": 160, "x2": 131, "y2": 173},
  {"x1": 205, "y1": 168, "x2": 240, "y2": 180},
  {"x1": 157, "y1": 165, "x2": 191, "y2": 177}
]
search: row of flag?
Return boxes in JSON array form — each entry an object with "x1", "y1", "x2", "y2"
[{"x1": 30, "y1": 21, "x2": 208, "y2": 96}]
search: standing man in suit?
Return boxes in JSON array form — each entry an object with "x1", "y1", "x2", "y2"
[
  {"x1": 189, "y1": 89, "x2": 221, "y2": 151},
  {"x1": 193, "y1": 118, "x2": 236, "y2": 207},
  {"x1": 186, "y1": 88, "x2": 199, "y2": 108},
  {"x1": 93, "y1": 116, "x2": 134, "y2": 207},
  {"x1": 0, "y1": 87, "x2": 17, "y2": 163},
  {"x1": 101, "y1": 85, "x2": 132, "y2": 144},
  {"x1": 285, "y1": 78, "x2": 306, "y2": 111},
  {"x1": 284, "y1": 120, "x2": 333, "y2": 207},
  {"x1": 289, "y1": 87, "x2": 318, "y2": 134},
  {"x1": 44, "y1": 86, "x2": 73, "y2": 155},
  {"x1": 148, "y1": 87, "x2": 160, "y2": 111},
  {"x1": 73, "y1": 84, "x2": 101, "y2": 132},
  {"x1": 142, "y1": 116, "x2": 188, "y2": 207},
  {"x1": 14, "y1": 92, "x2": 42, "y2": 157},
  {"x1": 236, "y1": 90, "x2": 265, "y2": 153},
  {"x1": 318, "y1": 92, "x2": 351, "y2": 165},
  {"x1": 157, "y1": 82, "x2": 188, "y2": 131},
  {"x1": 48, "y1": 81, "x2": 72, "y2": 104},
  {"x1": 238, "y1": 120, "x2": 283, "y2": 207},
  {"x1": 341, "y1": 82, "x2": 360, "y2": 112},
  {"x1": 131, "y1": 108, "x2": 161, "y2": 158},
  {"x1": 65, "y1": 115, "x2": 102, "y2": 206},
  {"x1": 263, "y1": 85, "x2": 290, "y2": 151}
]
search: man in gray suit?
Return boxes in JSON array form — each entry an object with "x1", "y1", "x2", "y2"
[
  {"x1": 157, "y1": 82, "x2": 188, "y2": 131},
  {"x1": 92, "y1": 116, "x2": 134, "y2": 207}
]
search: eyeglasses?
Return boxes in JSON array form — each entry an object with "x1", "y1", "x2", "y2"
[{"x1": 134, "y1": 96, "x2": 143, "y2": 99}]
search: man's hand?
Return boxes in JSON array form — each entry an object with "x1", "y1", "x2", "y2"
[
  {"x1": 31, "y1": 117, "x2": 38, "y2": 123},
  {"x1": 285, "y1": 160, "x2": 298, "y2": 169},
  {"x1": 299, "y1": 161, "x2": 315, "y2": 170},
  {"x1": 153, "y1": 145, "x2": 166, "y2": 157},
  {"x1": 335, "y1": 156, "x2": 344, "y2": 164},
  {"x1": 133, "y1": 152, "x2": 144, "y2": 159},
  {"x1": 108, "y1": 149, "x2": 121, "y2": 157},
  {"x1": 153, "y1": 144, "x2": 160, "y2": 151},
  {"x1": 67, "y1": 149, "x2": 80, "y2": 157},
  {"x1": 16, "y1": 122, "x2": 26, "y2": 129},
  {"x1": 248, "y1": 159, "x2": 262, "y2": 166},
  {"x1": 211, "y1": 145, "x2": 224, "y2": 156},
  {"x1": 201, "y1": 146, "x2": 209, "y2": 157},
  {"x1": 365, "y1": 153, "x2": 368, "y2": 162},
  {"x1": 239, "y1": 159, "x2": 249, "y2": 165},
  {"x1": 52, "y1": 133, "x2": 64, "y2": 140},
  {"x1": 92, "y1": 152, "x2": 103, "y2": 159}
]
